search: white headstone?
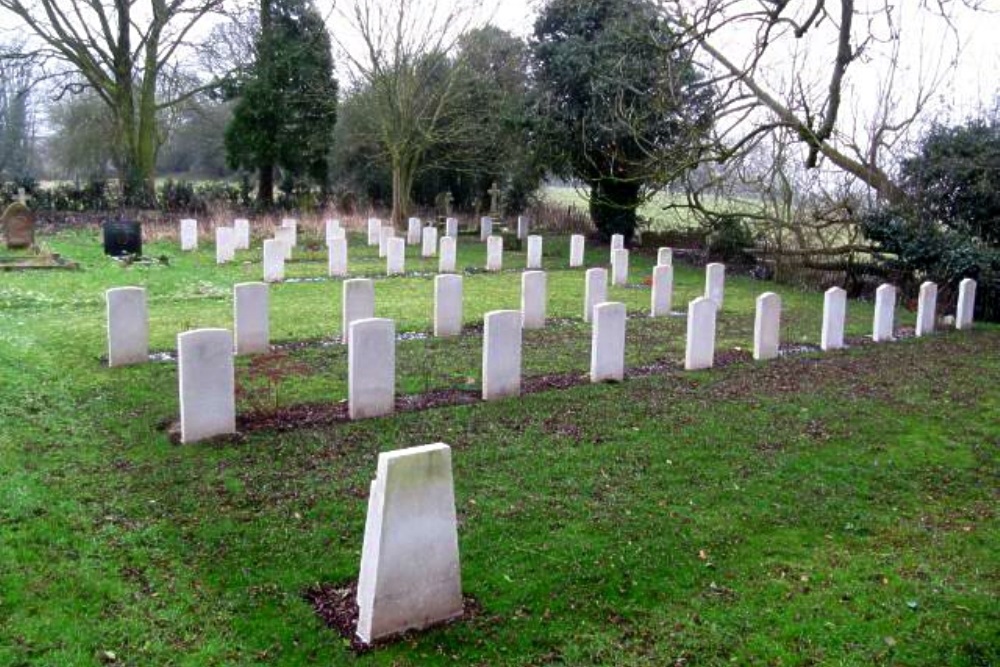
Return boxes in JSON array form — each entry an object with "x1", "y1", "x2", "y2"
[
  {"x1": 685, "y1": 297, "x2": 717, "y2": 370},
  {"x1": 753, "y1": 292, "x2": 781, "y2": 361},
  {"x1": 342, "y1": 279, "x2": 375, "y2": 345},
  {"x1": 328, "y1": 238, "x2": 348, "y2": 277},
  {"x1": 445, "y1": 217, "x2": 458, "y2": 238},
  {"x1": 422, "y1": 226, "x2": 438, "y2": 258},
  {"x1": 407, "y1": 217, "x2": 422, "y2": 246},
  {"x1": 521, "y1": 271, "x2": 547, "y2": 330},
  {"x1": 387, "y1": 237, "x2": 406, "y2": 275},
  {"x1": 584, "y1": 268, "x2": 608, "y2": 323},
  {"x1": 367, "y1": 218, "x2": 381, "y2": 246},
  {"x1": 611, "y1": 249, "x2": 629, "y2": 286},
  {"x1": 234, "y1": 282, "x2": 269, "y2": 355},
  {"x1": 486, "y1": 235, "x2": 503, "y2": 272},
  {"x1": 821, "y1": 287, "x2": 847, "y2": 351},
  {"x1": 274, "y1": 227, "x2": 294, "y2": 259},
  {"x1": 348, "y1": 318, "x2": 395, "y2": 420},
  {"x1": 378, "y1": 226, "x2": 394, "y2": 258},
  {"x1": 705, "y1": 263, "x2": 725, "y2": 309},
  {"x1": 526, "y1": 235, "x2": 543, "y2": 269},
  {"x1": 215, "y1": 227, "x2": 235, "y2": 264},
  {"x1": 434, "y1": 274, "x2": 463, "y2": 337},
  {"x1": 234, "y1": 218, "x2": 251, "y2": 250},
  {"x1": 439, "y1": 236, "x2": 457, "y2": 273},
  {"x1": 262, "y1": 239, "x2": 285, "y2": 282},
  {"x1": 106, "y1": 287, "x2": 149, "y2": 367},
  {"x1": 610, "y1": 234, "x2": 624, "y2": 251},
  {"x1": 657, "y1": 247, "x2": 673, "y2": 267},
  {"x1": 569, "y1": 234, "x2": 585, "y2": 268},
  {"x1": 180, "y1": 218, "x2": 198, "y2": 251},
  {"x1": 356, "y1": 443, "x2": 462, "y2": 644},
  {"x1": 916, "y1": 281, "x2": 937, "y2": 337},
  {"x1": 651, "y1": 264, "x2": 673, "y2": 317},
  {"x1": 325, "y1": 219, "x2": 342, "y2": 244},
  {"x1": 956, "y1": 278, "x2": 976, "y2": 330},
  {"x1": 482, "y1": 310, "x2": 522, "y2": 401},
  {"x1": 873, "y1": 284, "x2": 896, "y2": 342},
  {"x1": 327, "y1": 227, "x2": 346, "y2": 244},
  {"x1": 591, "y1": 301, "x2": 626, "y2": 382},
  {"x1": 517, "y1": 216, "x2": 530, "y2": 240},
  {"x1": 480, "y1": 216, "x2": 493, "y2": 242},
  {"x1": 280, "y1": 218, "x2": 298, "y2": 246},
  {"x1": 178, "y1": 328, "x2": 236, "y2": 444}
]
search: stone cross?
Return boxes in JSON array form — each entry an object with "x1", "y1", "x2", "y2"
[
  {"x1": 445, "y1": 191, "x2": 453, "y2": 216},
  {"x1": 488, "y1": 181, "x2": 502, "y2": 216},
  {"x1": 16, "y1": 188, "x2": 31, "y2": 206}
]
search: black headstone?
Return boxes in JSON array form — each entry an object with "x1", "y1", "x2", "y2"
[{"x1": 103, "y1": 220, "x2": 142, "y2": 257}]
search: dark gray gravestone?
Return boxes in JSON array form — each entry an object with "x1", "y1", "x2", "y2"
[{"x1": 103, "y1": 220, "x2": 143, "y2": 257}]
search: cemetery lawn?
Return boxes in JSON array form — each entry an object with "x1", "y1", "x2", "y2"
[{"x1": 1, "y1": 227, "x2": 998, "y2": 666}]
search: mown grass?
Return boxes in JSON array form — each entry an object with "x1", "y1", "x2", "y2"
[{"x1": 0, "y1": 227, "x2": 997, "y2": 666}]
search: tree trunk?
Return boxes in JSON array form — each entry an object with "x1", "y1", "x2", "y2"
[
  {"x1": 391, "y1": 156, "x2": 416, "y2": 226},
  {"x1": 589, "y1": 179, "x2": 642, "y2": 243}
]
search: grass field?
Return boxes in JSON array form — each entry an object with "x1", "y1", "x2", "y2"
[{"x1": 1, "y1": 226, "x2": 997, "y2": 666}]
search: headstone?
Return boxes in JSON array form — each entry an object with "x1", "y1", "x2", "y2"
[
  {"x1": 348, "y1": 318, "x2": 395, "y2": 420},
  {"x1": 591, "y1": 301, "x2": 626, "y2": 383},
  {"x1": 488, "y1": 181, "x2": 502, "y2": 217},
  {"x1": 342, "y1": 279, "x2": 376, "y2": 345},
  {"x1": 610, "y1": 234, "x2": 624, "y2": 251},
  {"x1": 434, "y1": 274, "x2": 463, "y2": 337},
  {"x1": 103, "y1": 220, "x2": 142, "y2": 257},
  {"x1": 482, "y1": 310, "x2": 522, "y2": 401},
  {"x1": 569, "y1": 234, "x2": 585, "y2": 268},
  {"x1": 106, "y1": 287, "x2": 148, "y2": 367},
  {"x1": 685, "y1": 297, "x2": 717, "y2": 370},
  {"x1": 821, "y1": 287, "x2": 847, "y2": 351},
  {"x1": 2, "y1": 200, "x2": 33, "y2": 249},
  {"x1": 486, "y1": 235, "x2": 503, "y2": 272},
  {"x1": 584, "y1": 268, "x2": 608, "y2": 323},
  {"x1": 262, "y1": 239, "x2": 285, "y2": 282},
  {"x1": 445, "y1": 217, "x2": 458, "y2": 238},
  {"x1": 215, "y1": 227, "x2": 235, "y2": 264},
  {"x1": 234, "y1": 282, "x2": 269, "y2": 355},
  {"x1": 367, "y1": 218, "x2": 381, "y2": 246},
  {"x1": 521, "y1": 271, "x2": 547, "y2": 330},
  {"x1": 180, "y1": 218, "x2": 198, "y2": 251},
  {"x1": 280, "y1": 218, "x2": 298, "y2": 246},
  {"x1": 873, "y1": 284, "x2": 896, "y2": 342},
  {"x1": 325, "y1": 219, "x2": 342, "y2": 245},
  {"x1": 274, "y1": 227, "x2": 294, "y2": 259},
  {"x1": 234, "y1": 218, "x2": 251, "y2": 250},
  {"x1": 916, "y1": 281, "x2": 937, "y2": 337},
  {"x1": 956, "y1": 278, "x2": 977, "y2": 330},
  {"x1": 480, "y1": 216, "x2": 493, "y2": 242},
  {"x1": 422, "y1": 225, "x2": 438, "y2": 258},
  {"x1": 387, "y1": 237, "x2": 405, "y2": 275},
  {"x1": 753, "y1": 292, "x2": 781, "y2": 361},
  {"x1": 517, "y1": 216, "x2": 530, "y2": 240},
  {"x1": 328, "y1": 238, "x2": 348, "y2": 277},
  {"x1": 611, "y1": 249, "x2": 629, "y2": 286},
  {"x1": 526, "y1": 235, "x2": 543, "y2": 269},
  {"x1": 378, "y1": 226, "x2": 394, "y2": 258},
  {"x1": 407, "y1": 217, "x2": 422, "y2": 246},
  {"x1": 657, "y1": 247, "x2": 673, "y2": 267},
  {"x1": 651, "y1": 264, "x2": 673, "y2": 317},
  {"x1": 327, "y1": 227, "x2": 346, "y2": 243},
  {"x1": 705, "y1": 263, "x2": 725, "y2": 309},
  {"x1": 439, "y1": 236, "x2": 457, "y2": 273},
  {"x1": 356, "y1": 443, "x2": 462, "y2": 644},
  {"x1": 178, "y1": 328, "x2": 236, "y2": 444}
]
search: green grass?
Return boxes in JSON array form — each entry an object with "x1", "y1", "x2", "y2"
[{"x1": 1, "y1": 228, "x2": 997, "y2": 666}]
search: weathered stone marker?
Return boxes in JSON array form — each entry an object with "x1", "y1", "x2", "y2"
[
  {"x1": 916, "y1": 281, "x2": 937, "y2": 337},
  {"x1": 705, "y1": 263, "x2": 725, "y2": 309},
  {"x1": 367, "y1": 218, "x2": 381, "y2": 246},
  {"x1": 685, "y1": 297, "x2": 717, "y2": 370},
  {"x1": 106, "y1": 287, "x2": 149, "y2": 367},
  {"x1": 753, "y1": 292, "x2": 781, "y2": 361},
  {"x1": 486, "y1": 235, "x2": 503, "y2": 271},
  {"x1": 342, "y1": 278, "x2": 375, "y2": 345},
  {"x1": 356, "y1": 443, "x2": 463, "y2": 645},
  {"x1": 611, "y1": 249, "x2": 629, "y2": 286},
  {"x1": 2, "y1": 200, "x2": 34, "y2": 249},
  {"x1": 387, "y1": 237, "x2": 406, "y2": 275},
  {"x1": 234, "y1": 282, "x2": 269, "y2": 355},
  {"x1": 521, "y1": 270, "x2": 547, "y2": 329},
  {"x1": 262, "y1": 239, "x2": 285, "y2": 282},
  {"x1": 873, "y1": 284, "x2": 896, "y2": 342},
  {"x1": 434, "y1": 274, "x2": 463, "y2": 337},
  {"x1": 569, "y1": 235, "x2": 585, "y2": 268},
  {"x1": 348, "y1": 318, "x2": 396, "y2": 420},
  {"x1": 517, "y1": 215, "x2": 530, "y2": 240},
  {"x1": 407, "y1": 217, "x2": 422, "y2": 245},
  {"x1": 328, "y1": 238, "x2": 348, "y2": 277},
  {"x1": 480, "y1": 216, "x2": 493, "y2": 242},
  {"x1": 216, "y1": 227, "x2": 235, "y2": 264},
  {"x1": 445, "y1": 217, "x2": 458, "y2": 238},
  {"x1": 325, "y1": 219, "x2": 342, "y2": 245},
  {"x1": 591, "y1": 301, "x2": 626, "y2": 382},
  {"x1": 422, "y1": 225, "x2": 438, "y2": 258},
  {"x1": 178, "y1": 328, "x2": 236, "y2": 444},
  {"x1": 280, "y1": 218, "x2": 298, "y2": 246},
  {"x1": 103, "y1": 220, "x2": 142, "y2": 257},
  {"x1": 610, "y1": 234, "x2": 624, "y2": 251},
  {"x1": 378, "y1": 226, "x2": 394, "y2": 258},
  {"x1": 651, "y1": 264, "x2": 673, "y2": 317},
  {"x1": 526, "y1": 235, "x2": 543, "y2": 269},
  {"x1": 584, "y1": 268, "x2": 608, "y2": 323},
  {"x1": 274, "y1": 227, "x2": 294, "y2": 259},
  {"x1": 482, "y1": 310, "x2": 522, "y2": 400},
  {"x1": 234, "y1": 218, "x2": 251, "y2": 250},
  {"x1": 439, "y1": 236, "x2": 457, "y2": 273},
  {"x1": 821, "y1": 287, "x2": 847, "y2": 351},
  {"x1": 657, "y1": 247, "x2": 673, "y2": 267},
  {"x1": 180, "y1": 218, "x2": 198, "y2": 251},
  {"x1": 957, "y1": 278, "x2": 977, "y2": 330}
]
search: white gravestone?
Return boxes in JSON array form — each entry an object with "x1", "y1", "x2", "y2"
[
  {"x1": 422, "y1": 226, "x2": 438, "y2": 258},
  {"x1": 325, "y1": 219, "x2": 341, "y2": 244},
  {"x1": 367, "y1": 218, "x2": 381, "y2": 246},
  {"x1": 705, "y1": 263, "x2": 725, "y2": 309},
  {"x1": 439, "y1": 236, "x2": 457, "y2": 273},
  {"x1": 178, "y1": 328, "x2": 236, "y2": 444},
  {"x1": 486, "y1": 235, "x2": 503, "y2": 272},
  {"x1": 611, "y1": 249, "x2": 629, "y2": 286},
  {"x1": 262, "y1": 239, "x2": 285, "y2": 282},
  {"x1": 356, "y1": 443, "x2": 463, "y2": 645},
  {"x1": 569, "y1": 234, "x2": 585, "y2": 268},
  {"x1": 480, "y1": 216, "x2": 493, "y2": 242},
  {"x1": 657, "y1": 247, "x2": 673, "y2": 267},
  {"x1": 916, "y1": 281, "x2": 937, "y2": 337},
  {"x1": 753, "y1": 292, "x2": 782, "y2": 361},
  {"x1": 387, "y1": 237, "x2": 406, "y2": 275},
  {"x1": 873, "y1": 284, "x2": 896, "y2": 342},
  {"x1": 591, "y1": 301, "x2": 626, "y2": 382},
  {"x1": 434, "y1": 274, "x2": 463, "y2": 337},
  {"x1": 280, "y1": 218, "x2": 297, "y2": 246},
  {"x1": 526, "y1": 235, "x2": 543, "y2": 269},
  {"x1": 234, "y1": 282, "x2": 269, "y2": 355},
  {"x1": 407, "y1": 217, "x2": 422, "y2": 246},
  {"x1": 517, "y1": 216, "x2": 530, "y2": 240},
  {"x1": 234, "y1": 218, "x2": 251, "y2": 250},
  {"x1": 821, "y1": 287, "x2": 847, "y2": 351},
  {"x1": 342, "y1": 279, "x2": 376, "y2": 345},
  {"x1": 327, "y1": 227, "x2": 346, "y2": 243},
  {"x1": 180, "y1": 218, "x2": 198, "y2": 250},
  {"x1": 274, "y1": 227, "x2": 294, "y2": 259},
  {"x1": 651, "y1": 264, "x2": 673, "y2": 317},
  {"x1": 521, "y1": 271, "x2": 547, "y2": 330},
  {"x1": 584, "y1": 268, "x2": 608, "y2": 323},
  {"x1": 378, "y1": 226, "x2": 395, "y2": 258},
  {"x1": 482, "y1": 310, "x2": 522, "y2": 401},
  {"x1": 106, "y1": 287, "x2": 149, "y2": 367},
  {"x1": 445, "y1": 217, "x2": 458, "y2": 238},
  {"x1": 348, "y1": 318, "x2": 395, "y2": 420},
  {"x1": 956, "y1": 278, "x2": 976, "y2": 330},
  {"x1": 328, "y1": 238, "x2": 348, "y2": 277},
  {"x1": 215, "y1": 227, "x2": 235, "y2": 264},
  {"x1": 610, "y1": 234, "x2": 624, "y2": 251},
  {"x1": 685, "y1": 297, "x2": 717, "y2": 371}
]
